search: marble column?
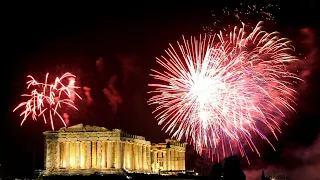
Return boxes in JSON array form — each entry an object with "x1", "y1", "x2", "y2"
[
  {"x1": 80, "y1": 141, "x2": 85, "y2": 169},
  {"x1": 142, "y1": 145, "x2": 147, "y2": 170},
  {"x1": 65, "y1": 142, "x2": 70, "y2": 168},
  {"x1": 123, "y1": 142, "x2": 126, "y2": 169},
  {"x1": 124, "y1": 142, "x2": 129, "y2": 169},
  {"x1": 163, "y1": 151, "x2": 167, "y2": 170},
  {"x1": 139, "y1": 144, "x2": 143, "y2": 170},
  {"x1": 97, "y1": 141, "x2": 102, "y2": 169},
  {"x1": 86, "y1": 141, "x2": 91, "y2": 169},
  {"x1": 70, "y1": 142, "x2": 76, "y2": 168},
  {"x1": 107, "y1": 141, "x2": 113, "y2": 169},
  {"x1": 130, "y1": 143, "x2": 134, "y2": 170},
  {"x1": 120, "y1": 142, "x2": 124, "y2": 169},
  {"x1": 171, "y1": 149, "x2": 175, "y2": 170},
  {"x1": 134, "y1": 144, "x2": 139, "y2": 170},
  {"x1": 174, "y1": 151, "x2": 180, "y2": 170},
  {"x1": 151, "y1": 151, "x2": 155, "y2": 172},
  {"x1": 181, "y1": 151, "x2": 185, "y2": 170},
  {"x1": 92, "y1": 141, "x2": 97, "y2": 168},
  {"x1": 116, "y1": 141, "x2": 122, "y2": 169},
  {"x1": 153, "y1": 151, "x2": 157, "y2": 172},
  {"x1": 177, "y1": 151, "x2": 180, "y2": 170},
  {"x1": 147, "y1": 145, "x2": 151, "y2": 171},
  {"x1": 45, "y1": 142, "x2": 52, "y2": 169},
  {"x1": 175, "y1": 150, "x2": 179, "y2": 170},
  {"x1": 101, "y1": 141, "x2": 106, "y2": 168},
  {"x1": 180, "y1": 152, "x2": 184, "y2": 170},
  {"x1": 45, "y1": 141, "x2": 50, "y2": 169},
  {"x1": 76, "y1": 142, "x2": 80, "y2": 169},
  {"x1": 167, "y1": 149, "x2": 171, "y2": 170},
  {"x1": 44, "y1": 141, "x2": 47, "y2": 169},
  {"x1": 181, "y1": 152, "x2": 184, "y2": 170},
  {"x1": 60, "y1": 142, "x2": 65, "y2": 168},
  {"x1": 55, "y1": 141, "x2": 60, "y2": 169}
]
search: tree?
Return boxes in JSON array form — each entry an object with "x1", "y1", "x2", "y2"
[
  {"x1": 211, "y1": 162, "x2": 223, "y2": 180},
  {"x1": 222, "y1": 156, "x2": 246, "y2": 180}
]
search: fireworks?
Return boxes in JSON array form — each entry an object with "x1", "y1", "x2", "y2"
[
  {"x1": 148, "y1": 21, "x2": 301, "y2": 162},
  {"x1": 13, "y1": 72, "x2": 82, "y2": 130},
  {"x1": 204, "y1": 3, "x2": 280, "y2": 34}
]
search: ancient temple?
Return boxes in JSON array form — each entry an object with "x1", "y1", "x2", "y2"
[
  {"x1": 41, "y1": 124, "x2": 186, "y2": 176},
  {"x1": 151, "y1": 140, "x2": 186, "y2": 173}
]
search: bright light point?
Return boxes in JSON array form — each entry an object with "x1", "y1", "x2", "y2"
[{"x1": 199, "y1": 111, "x2": 209, "y2": 122}]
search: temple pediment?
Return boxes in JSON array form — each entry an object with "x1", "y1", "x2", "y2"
[{"x1": 57, "y1": 124, "x2": 109, "y2": 132}]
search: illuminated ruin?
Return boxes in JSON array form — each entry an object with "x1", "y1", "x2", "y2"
[{"x1": 41, "y1": 124, "x2": 186, "y2": 176}]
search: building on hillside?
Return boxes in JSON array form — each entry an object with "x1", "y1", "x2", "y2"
[{"x1": 41, "y1": 124, "x2": 186, "y2": 176}]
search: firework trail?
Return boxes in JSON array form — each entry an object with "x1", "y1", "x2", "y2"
[
  {"x1": 148, "y1": 21, "x2": 301, "y2": 163},
  {"x1": 13, "y1": 72, "x2": 82, "y2": 130}
]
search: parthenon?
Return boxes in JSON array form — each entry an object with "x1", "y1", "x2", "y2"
[{"x1": 41, "y1": 124, "x2": 186, "y2": 176}]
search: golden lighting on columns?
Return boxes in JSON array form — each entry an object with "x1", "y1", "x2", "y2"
[
  {"x1": 86, "y1": 141, "x2": 92, "y2": 169},
  {"x1": 163, "y1": 151, "x2": 167, "y2": 170},
  {"x1": 168, "y1": 149, "x2": 171, "y2": 170},
  {"x1": 106, "y1": 141, "x2": 113, "y2": 169},
  {"x1": 65, "y1": 142, "x2": 70, "y2": 168},
  {"x1": 125, "y1": 142, "x2": 130, "y2": 169},
  {"x1": 147, "y1": 145, "x2": 151, "y2": 171},
  {"x1": 92, "y1": 141, "x2": 97, "y2": 168},
  {"x1": 70, "y1": 142, "x2": 76, "y2": 168},
  {"x1": 134, "y1": 144, "x2": 139, "y2": 170},
  {"x1": 139, "y1": 144, "x2": 143, "y2": 170},
  {"x1": 60, "y1": 142, "x2": 66, "y2": 168},
  {"x1": 97, "y1": 141, "x2": 102, "y2": 169},
  {"x1": 175, "y1": 150, "x2": 179, "y2": 170},
  {"x1": 130, "y1": 143, "x2": 134, "y2": 170},
  {"x1": 42, "y1": 125, "x2": 188, "y2": 176},
  {"x1": 143, "y1": 145, "x2": 147, "y2": 170},
  {"x1": 101, "y1": 141, "x2": 106, "y2": 168},
  {"x1": 80, "y1": 141, "x2": 86, "y2": 169},
  {"x1": 76, "y1": 141, "x2": 81, "y2": 169},
  {"x1": 116, "y1": 141, "x2": 121, "y2": 169}
]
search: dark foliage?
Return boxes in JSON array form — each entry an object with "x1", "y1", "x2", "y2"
[{"x1": 210, "y1": 156, "x2": 246, "y2": 180}]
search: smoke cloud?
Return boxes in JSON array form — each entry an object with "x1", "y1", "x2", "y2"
[
  {"x1": 297, "y1": 27, "x2": 319, "y2": 95},
  {"x1": 103, "y1": 75, "x2": 123, "y2": 113},
  {"x1": 63, "y1": 113, "x2": 70, "y2": 126},
  {"x1": 83, "y1": 86, "x2": 93, "y2": 104},
  {"x1": 82, "y1": 57, "x2": 124, "y2": 114},
  {"x1": 96, "y1": 56, "x2": 104, "y2": 73},
  {"x1": 245, "y1": 26, "x2": 320, "y2": 180},
  {"x1": 245, "y1": 135, "x2": 320, "y2": 180},
  {"x1": 116, "y1": 53, "x2": 141, "y2": 86}
]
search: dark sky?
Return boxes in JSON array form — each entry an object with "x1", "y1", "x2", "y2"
[{"x1": 1, "y1": 0, "x2": 319, "y2": 178}]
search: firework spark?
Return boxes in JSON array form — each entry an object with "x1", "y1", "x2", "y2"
[
  {"x1": 148, "y1": 21, "x2": 301, "y2": 163},
  {"x1": 204, "y1": 2, "x2": 280, "y2": 34},
  {"x1": 13, "y1": 72, "x2": 82, "y2": 130}
]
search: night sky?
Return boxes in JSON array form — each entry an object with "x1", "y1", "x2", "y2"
[{"x1": 1, "y1": 1, "x2": 319, "y2": 179}]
